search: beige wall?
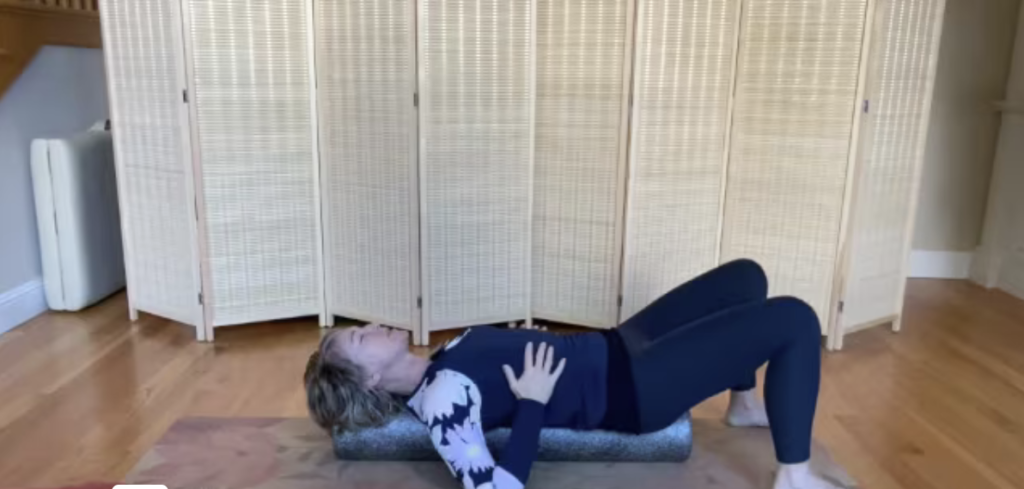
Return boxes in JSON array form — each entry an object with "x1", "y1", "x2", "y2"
[
  {"x1": 914, "y1": 0, "x2": 1020, "y2": 252},
  {"x1": 973, "y1": 4, "x2": 1024, "y2": 299}
]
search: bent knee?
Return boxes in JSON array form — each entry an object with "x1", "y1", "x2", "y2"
[
  {"x1": 766, "y1": 296, "x2": 821, "y2": 341},
  {"x1": 721, "y1": 259, "x2": 768, "y2": 299}
]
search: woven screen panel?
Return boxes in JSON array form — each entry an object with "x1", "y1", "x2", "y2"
[
  {"x1": 419, "y1": 0, "x2": 534, "y2": 330},
  {"x1": 842, "y1": 0, "x2": 944, "y2": 328},
  {"x1": 317, "y1": 0, "x2": 419, "y2": 328},
  {"x1": 721, "y1": 0, "x2": 867, "y2": 326},
  {"x1": 620, "y1": 0, "x2": 741, "y2": 321},
  {"x1": 532, "y1": 0, "x2": 630, "y2": 328},
  {"x1": 187, "y1": 0, "x2": 320, "y2": 326},
  {"x1": 101, "y1": 0, "x2": 199, "y2": 325}
]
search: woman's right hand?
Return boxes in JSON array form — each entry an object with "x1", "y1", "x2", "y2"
[{"x1": 502, "y1": 342, "x2": 566, "y2": 405}]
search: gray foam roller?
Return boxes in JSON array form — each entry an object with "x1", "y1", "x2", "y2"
[{"x1": 333, "y1": 412, "x2": 692, "y2": 462}]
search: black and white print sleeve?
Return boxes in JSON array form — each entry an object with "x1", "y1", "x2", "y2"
[{"x1": 408, "y1": 369, "x2": 544, "y2": 489}]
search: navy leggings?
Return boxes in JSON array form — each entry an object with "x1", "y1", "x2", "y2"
[{"x1": 617, "y1": 259, "x2": 822, "y2": 464}]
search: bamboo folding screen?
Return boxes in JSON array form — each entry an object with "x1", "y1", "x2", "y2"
[
  {"x1": 315, "y1": 0, "x2": 421, "y2": 340},
  {"x1": 620, "y1": 0, "x2": 741, "y2": 321},
  {"x1": 101, "y1": 0, "x2": 203, "y2": 335},
  {"x1": 532, "y1": 0, "x2": 633, "y2": 329},
  {"x1": 418, "y1": 0, "x2": 535, "y2": 331},
  {"x1": 834, "y1": 0, "x2": 947, "y2": 349},
  {"x1": 720, "y1": 0, "x2": 869, "y2": 323},
  {"x1": 100, "y1": 0, "x2": 946, "y2": 347},
  {"x1": 181, "y1": 0, "x2": 323, "y2": 328}
]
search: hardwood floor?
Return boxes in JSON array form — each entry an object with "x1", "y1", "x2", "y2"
[{"x1": 0, "y1": 280, "x2": 1022, "y2": 488}]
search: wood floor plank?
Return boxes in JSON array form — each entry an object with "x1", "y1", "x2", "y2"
[{"x1": 0, "y1": 280, "x2": 1021, "y2": 488}]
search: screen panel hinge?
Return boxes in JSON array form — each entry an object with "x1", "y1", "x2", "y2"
[
  {"x1": 413, "y1": 92, "x2": 419, "y2": 107},
  {"x1": 198, "y1": 292, "x2": 204, "y2": 305},
  {"x1": 417, "y1": 296, "x2": 423, "y2": 309},
  {"x1": 183, "y1": 89, "x2": 189, "y2": 104}
]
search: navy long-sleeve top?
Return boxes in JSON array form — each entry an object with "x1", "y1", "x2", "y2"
[{"x1": 406, "y1": 326, "x2": 609, "y2": 489}]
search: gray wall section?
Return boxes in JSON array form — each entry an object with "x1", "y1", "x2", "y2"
[
  {"x1": 0, "y1": 46, "x2": 109, "y2": 294},
  {"x1": 914, "y1": 0, "x2": 1021, "y2": 252},
  {"x1": 974, "y1": 5, "x2": 1024, "y2": 298}
]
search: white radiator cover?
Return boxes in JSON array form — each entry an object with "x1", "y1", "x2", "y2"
[{"x1": 31, "y1": 129, "x2": 126, "y2": 312}]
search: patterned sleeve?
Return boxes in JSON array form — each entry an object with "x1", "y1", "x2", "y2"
[{"x1": 409, "y1": 370, "x2": 545, "y2": 489}]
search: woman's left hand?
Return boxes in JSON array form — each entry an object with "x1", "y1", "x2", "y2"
[{"x1": 503, "y1": 342, "x2": 566, "y2": 405}]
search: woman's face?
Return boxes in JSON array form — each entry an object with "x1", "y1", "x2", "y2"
[{"x1": 322, "y1": 324, "x2": 410, "y2": 379}]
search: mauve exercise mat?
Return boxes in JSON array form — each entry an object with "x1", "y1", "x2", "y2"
[
  {"x1": 332, "y1": 412, "x2": 693, "y2": 462},
  {"x1": 125, "y1": 417, "x2": 857, "y2": 489}
]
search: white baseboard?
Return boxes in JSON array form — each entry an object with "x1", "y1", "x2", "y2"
[
  {"x1": 1001, "y1": 281, "x2": 1024, "y2": 301},
  {"x1": 996, "y1": 253, "x2": 1024, "y2": 301},
  {"x1": 0, "y1": 279, "x2": 47, "y2": 336},
  {"x1": 909, "y1": 251, "x2": 974, "y2": 279},
  {"x1": 969, "y1": 245, "x2": 997, "y2": 287}
]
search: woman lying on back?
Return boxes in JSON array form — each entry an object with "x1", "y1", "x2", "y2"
[{"x1": 304, "y1": 260, "x2": 837, "y2": 489}]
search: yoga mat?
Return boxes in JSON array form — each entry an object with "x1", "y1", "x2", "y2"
[{"x1": 125, "y1": 417, "x2": 858, "y2": 489}]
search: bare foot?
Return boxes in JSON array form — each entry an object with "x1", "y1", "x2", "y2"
[
  {"x1": 726, "y1": 389, "x2": 770, "y2": 428},
  {"x1": 773, "y1": 463, "x2": 844, "y2": 489}
]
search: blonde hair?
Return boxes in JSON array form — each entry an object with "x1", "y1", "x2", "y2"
[{"x1": 303, "y1": 333, "x2": 405, "y2": 433}]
